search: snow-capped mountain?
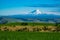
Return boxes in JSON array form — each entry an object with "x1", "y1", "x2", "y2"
[
  {"x1": 29, "y1": 9, "x2": 60, "y2": 15},
  {"x1": 0, "y1": 9, "x2": 60, "y2": 24},
  {"x1": 30, "y1": 9, "x2": 42, "y2": 14}
]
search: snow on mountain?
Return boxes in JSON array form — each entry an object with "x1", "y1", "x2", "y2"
[
  {"x1": 30, "y1": 9, "x2": 42, "y2": 15},
  {"x1": 0, "y1": 9, "x2": 60, "y2": 23},
  {"x1": 29, "y1": 9, "x2": 60, "y2": 15}
]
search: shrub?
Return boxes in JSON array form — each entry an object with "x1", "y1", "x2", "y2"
[
  {"x1": 21, "y1": 23, "x2": 28, "y2": 26},
  {"x1": 33, "y1": 27, "x2": 41, "y2": 32},
  {"x1": 42, "y1": 26, "x2": 48, "y2": 31},
  {"x1": 55, "y1": 27, "x2": 60, "y2": 32}
]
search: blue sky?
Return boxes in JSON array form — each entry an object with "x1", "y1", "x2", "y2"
[{"x1": 0, "y1": 0, "x2": 60, "y2": 16}]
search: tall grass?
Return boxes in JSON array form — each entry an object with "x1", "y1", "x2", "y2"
[{"x1": 0, "y1": 31, "x2": 60, "y2": 40}]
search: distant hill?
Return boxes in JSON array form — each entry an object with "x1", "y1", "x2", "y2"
[{"x1": 0, "y1": 9, "x2": 60, "y2": 24}]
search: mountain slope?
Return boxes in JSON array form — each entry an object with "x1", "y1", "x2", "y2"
[{"x1": 0, "y1": 9, "x2": 60, "y2": 23}]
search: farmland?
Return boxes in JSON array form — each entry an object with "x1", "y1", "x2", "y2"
[
  {"x1": 0, "y1": 31, "x2": 60, "y2": 40},
  {"x1": 0, "y1": 22, "x2": 60, "y2": 40},
  {"x1": 0, "y1": 22, "x2": 60, "y2": 32}
]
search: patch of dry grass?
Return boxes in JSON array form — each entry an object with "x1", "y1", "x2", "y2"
[{"x1": 0, "y1": 25, "x2": 60, "y2": 32}]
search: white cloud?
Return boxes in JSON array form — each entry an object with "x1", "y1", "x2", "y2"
[{"x1": 42, "y1": 11, "x2": 60, "y2": 15}]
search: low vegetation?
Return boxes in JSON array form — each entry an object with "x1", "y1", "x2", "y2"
[
  {"x1": 0, "y1": 31, "x2": 60, "y2": 40},
  {"x1": 0, "y1": 22, "x2": 60, "y2": 40},
  {"x1": 0, "y1": 22, "x2": 60, "y2": 32}
]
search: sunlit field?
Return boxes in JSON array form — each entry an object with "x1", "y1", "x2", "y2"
[
  {"x1": 0, "y1": 22, "x2": 60, "y2": 32},
  {"x1": 0, "y1": 22, "x2": 60, "y2": 40},
  {"x1": 0, "y1": 31, "x2": 60, "y2": 40}
]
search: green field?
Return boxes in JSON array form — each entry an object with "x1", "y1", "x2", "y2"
[
  {"x1": 0, "y1": 22, "x2": 56, "y2": 26},
  {"x1": 0, "y1": 31, "x2": 60, "y2": 40},
  {"x1": 0, "y1": 22, "x2": 60, "y2": 40}
]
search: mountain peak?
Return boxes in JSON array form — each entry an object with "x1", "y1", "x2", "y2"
[{"x1": 31, "y1": 9, "x2": 42, "y2": 14}]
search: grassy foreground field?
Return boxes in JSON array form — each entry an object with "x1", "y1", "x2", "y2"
[
  {"x1": 0, "y1": 31, "x2": 60, "y2": 40},
  {"x1": 0, "y1": 22, "x2": 60, "y2": 40}
]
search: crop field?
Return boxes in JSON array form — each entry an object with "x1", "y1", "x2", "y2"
[
  {"x1": 0, "y1": 22, "x2": 56, "y2": 26},
  {"x1": 0, "y1": 22, "x2": 60, "y2": 32},
  {"x1": 0, "y1": 22, "x2": 60, "y2": 40},
  {"x1": 0, "y1": 31, "x2": 60, "y2": 40}
]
